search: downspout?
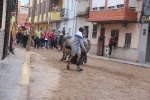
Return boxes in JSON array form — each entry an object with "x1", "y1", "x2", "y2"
[{"x1": 73, "y1": 0, "x2": 77, "y2": 36}]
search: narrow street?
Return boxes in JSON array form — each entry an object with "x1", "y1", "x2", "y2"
[{"x1": 29, "y1": 47, "x2": 150, "y2": 100}]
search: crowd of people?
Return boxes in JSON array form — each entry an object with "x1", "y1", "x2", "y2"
[{"x1": 16, "y1": 27, "x2": 64, "y2": 51}]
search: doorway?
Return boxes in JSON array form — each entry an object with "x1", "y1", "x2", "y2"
[
  {"x1": 97, "y1": 28, "x2": 105, "y2": 56},
  {"x1": 84, "y1": 26, "x2": 89, "y2": 38}
]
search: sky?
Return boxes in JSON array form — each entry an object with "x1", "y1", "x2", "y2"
[{"x1": 19, "y1": 0, "x2": 29, "y2": 3}]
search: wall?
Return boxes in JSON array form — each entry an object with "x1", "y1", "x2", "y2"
[
  {"x1": 20, "y1": 7, "x2": 28, "y2": 14},
  {"x1": 56, "y1": 0, "x2": 77, "y2": 36},
  {"x1": 87, "y1": 0, "x2": 137, "y2": 22},
  {"x1": 17, "y1": 2, "x2": 28, "y2": 25},
  {"x1": 146, "y1": 30, "x2": 150, "y2": 62},
  {"x1": 76, "y1": 17, "x2": 93, "y2": 40},
  {"x1": 76, "y1": 0, "x2": 89, "y2": 13},
  {"x1": 138, "y1": 24, "x2": 149, "y2": 63},
  {"x1": 89, "y1": 23, "x2": 141, "y2": 62}
]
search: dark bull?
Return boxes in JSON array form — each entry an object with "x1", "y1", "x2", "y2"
[{"x1": 61, "y1": 34, "x2": 91, "y2": 64}]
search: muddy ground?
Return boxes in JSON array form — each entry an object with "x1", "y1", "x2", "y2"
[{"x1": 29, "y1": 47, "x2": 150, "y2": 100}]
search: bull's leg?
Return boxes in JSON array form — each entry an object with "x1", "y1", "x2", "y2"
[
  {"x1": 61, "y1": 43, "x2": 65, "y2": 61},
  {"x1": 61, "y1": 49, "x2": 65, "y2": 61}
]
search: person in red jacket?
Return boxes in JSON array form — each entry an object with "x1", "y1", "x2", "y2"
[{"x1": 50, "y1": 31, "x2": 55, "y2": 49}]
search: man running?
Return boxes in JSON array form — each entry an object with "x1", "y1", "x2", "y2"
[{"x1": 67, "y1": 27, "x2": 87, "y2": 71}]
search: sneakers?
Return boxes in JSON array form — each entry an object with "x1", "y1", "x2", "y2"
[
  {"x1": 67, "y1": 66, "x2": 70, "y2": 70},
  {"x1": 76, "y1": 67, "x2": 83, "y2": 71}
]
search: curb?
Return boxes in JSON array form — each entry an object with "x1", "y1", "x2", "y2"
[
  {"x1": 87, "y1": 54, "x2": 150, "y2": 69},
  {"x1": 20, "y1": 51, "x2": 31, "y2": 100}
]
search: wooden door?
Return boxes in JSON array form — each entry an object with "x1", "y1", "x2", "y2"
[{"x1": 97, "y1": 28, "x2": 105, "y2": 56}]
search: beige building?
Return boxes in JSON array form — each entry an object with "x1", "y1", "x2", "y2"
[
  {"x1": 28, "y1": 0, "x2": 64, "y2": 31},
  {"x1": 81, "y1": 0, "x2": 150, "y2": 64}
]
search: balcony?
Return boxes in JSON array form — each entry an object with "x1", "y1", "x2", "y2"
[
  {"x1": 48, "y1": 12, "x2": 61, "y2": 22},
  {"x1": 77, "y1": 7, "x2": 90, "y2": 18},
  {"x1": 60, "y1": 8, "x2": 69, "y2": 19},
  {"x1": 87, "y1": 0, "x2": 137, "y2": 23}
]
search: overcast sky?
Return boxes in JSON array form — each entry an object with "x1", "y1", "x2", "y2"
[{"x1": 19, "y1": 0, "x2": 29, "y2": 3}]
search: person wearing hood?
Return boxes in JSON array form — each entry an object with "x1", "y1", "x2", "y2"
[{"x1": 66, "y1": 27, "x2": 87, "y2": 71}]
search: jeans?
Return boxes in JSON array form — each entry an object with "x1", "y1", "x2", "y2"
[
  {"x1": 40, "y1": 38, "x2": 44, "y2": 48},
  {"x1": 23, "y1": 35, "x2": 28, "y2": 48},
  {"x1": 46, "y1": 40, "x2": 50, "y2": 48},
  {"x1": 34, "y1": 40, "x2": 40, "y2": 49}
]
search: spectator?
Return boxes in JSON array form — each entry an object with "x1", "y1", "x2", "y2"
[
  {"x1": 40, "y1": 28, "x2": 45, "y2": 48},
  {"x1": 9, "y1": 11, "x2": 17, "y2": 55},
  {"x1": 34, "y1": 29, "x2": 40, "y2": 49},
  {"x1": 44, "y1": 30, "x2": 48, "y2": 48},
  {"x1": 50, "y1": 31, "x2": 55, "y2": 49}
]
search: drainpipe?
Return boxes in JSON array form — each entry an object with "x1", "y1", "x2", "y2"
[{"x1": 73, "y1": 0, "x2": 77, "y2": 37}]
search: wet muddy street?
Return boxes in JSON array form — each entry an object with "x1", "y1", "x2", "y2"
[{"x1": 29, "y1": 47, "x2": 150, "y2": 100}]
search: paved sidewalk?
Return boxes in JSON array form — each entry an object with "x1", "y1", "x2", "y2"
[
  {"x1": 87, "y1": 54, "x2": 150, "y2": 69},
  {"x1": 0, "y1": 47, "x2": 30, "y2": 100}
]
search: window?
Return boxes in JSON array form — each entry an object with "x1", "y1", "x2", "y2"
[
  {"x1": 111, "y1": 30, "x2": 119, "y2": 48},
  {"x1": 108, "y1": 6, "x2": 115, "y2": 9},
  {"x1": 107, "y1": 0, "x2": 124, "y2": 9},
  {"x1": 92, "y1": 0, "x2": 105, "y2": 10},
  {"x1": 44, "y1": 1, "x2": 46, "y2": 13},
  {"x1": 124, "y1": 33, "x2": 132, "y2": 48},
  {"x1": 92, "y1": 7, "x2": 98, "y2": 11},
  {"x1": 92, "y1": 25, "x2": 97, "y2": 38},
  {"x1": 117, "y1": 4, "x2": 124, "y2": 8},
  {"x1": 35, "y1": 5, "x2": 37, "y2": 15},
  {"x1": 99, "y1": 7, "x2": 105, "y2": 10},
  {"x1": 39, "y1": 3, "x2": 41, "y2": 15},
  {"x1": 128, "y1": 0, "x2": 136, "y2": 8}
]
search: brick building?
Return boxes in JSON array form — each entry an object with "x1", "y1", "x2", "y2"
[{"x1": 17, "y1": 1, "x2": 28, "y2": 25}]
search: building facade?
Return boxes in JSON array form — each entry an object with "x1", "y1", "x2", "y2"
[
  {"x1": 136, "y1": 0, "x2": 150, "y2": 64},
  {"x1": 17, "y1": 1, "x2": 29, "y2": 25},
  {"x1": 87, "y1": 0, "x2": 142, "y2": 62},
  {"x1": 76, "y1": 0, "x2": 92, "y2": 39},
  {"x1": 28, "y1": 0, "x2": 79, "y2": 36},
  {"x1": 56, "y1": 0, "x2": 76, "y2": 36}
]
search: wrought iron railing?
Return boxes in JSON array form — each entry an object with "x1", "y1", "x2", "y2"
[{"x1": 60, "y1": 8, "x2": 68, "y2": 18}]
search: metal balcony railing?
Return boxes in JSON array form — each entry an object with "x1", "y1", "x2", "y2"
[{"x1": 60, "y1": 8, "x2": 68, "y2": 19}]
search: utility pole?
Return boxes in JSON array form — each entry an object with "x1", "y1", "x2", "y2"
[{"x1": 26, "y1": 0, "x2": 37, "y2": 51}]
